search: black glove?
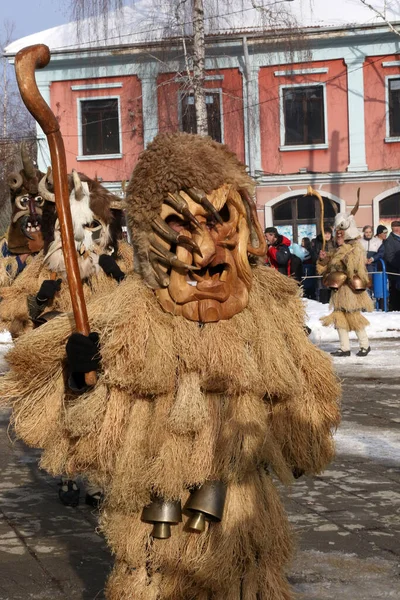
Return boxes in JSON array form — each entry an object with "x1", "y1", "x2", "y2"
[
  {"x1": 66, "y1": 332, "x2": 101, "y2": 374},
  {"x1": 36, "y1": 279, "x2": 62, "y2": 304},
  {"x1": 99, "y1": 254, "x2": 125, "y2": 282}
]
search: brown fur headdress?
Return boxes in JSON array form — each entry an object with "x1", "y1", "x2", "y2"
[{"x1": 125, "y1": 132, "x2": 259, "y2": 287}]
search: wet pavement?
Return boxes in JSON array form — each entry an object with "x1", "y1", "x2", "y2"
[{"x1": 0, "y1": 339, "x2": 399, "y2": 599}]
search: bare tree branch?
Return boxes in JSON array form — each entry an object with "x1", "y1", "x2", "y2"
[{"x1": 359, "y1": 0, "x2": 400, "y2": 36}]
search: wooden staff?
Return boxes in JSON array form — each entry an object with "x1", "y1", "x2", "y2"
[
  {"x1": 306, "y1": 186, "x2": 326, "y2": 252},
  {"x1": 14, "y1": 44, "x2": 96, "y2": 386}
]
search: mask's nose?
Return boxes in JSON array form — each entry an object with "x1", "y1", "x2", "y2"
[{"x1": 192, "y1": 222, "x2": 216, "y2": 267}]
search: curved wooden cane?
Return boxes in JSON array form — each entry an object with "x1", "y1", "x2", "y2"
[
  {"x1": 15, "y1": 44, "x2": 97, "y2": 386},
  {"x1": 305, "y1": 186, "x2": 326, "y2": 252}
]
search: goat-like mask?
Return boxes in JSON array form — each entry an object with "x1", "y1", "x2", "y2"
[
  {"x1": 334, "y1": 189, "x2": 361, "y2": 241},
  {"x1": 40, "y1": 169, "x2": 122, "y2": 280},
  {"x1": 7, "y1": 144, "x2": 45, "y2": 254}
]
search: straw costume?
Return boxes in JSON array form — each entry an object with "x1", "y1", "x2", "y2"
[
  {"x1": 1, "y1": 133, "x2": 341, "y2": 599},
  {"x1": 317, "y1": 195, "x2": 374, "y2": 356},
  {"x1": 0, "y1": 170, "x2": 132, "y2": 339}
]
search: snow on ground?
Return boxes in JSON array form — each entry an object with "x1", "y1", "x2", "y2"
[
  {"x1": 305, "y1": 299, "x2": 400, "y2": 344},
  {"x1": 335, "y1": 422, "x2": 400, "y2": 466},
  {"x1": 0, "y1": 330, "x2": 12, "y2": 375}
]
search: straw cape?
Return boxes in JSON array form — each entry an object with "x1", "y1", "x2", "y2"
[
  {"x1": 0, "y1": 265, "x2": 340, "y2": 599},
  {"x1": 0, "y1": 240, "x2": 133, "y2": 338},
  {"x1": 318, "y1": 240, "x2": 374, "y2": 331}
]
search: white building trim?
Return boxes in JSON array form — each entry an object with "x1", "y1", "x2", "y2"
[
  {"x1": 344, "y1": 57, "x2": 368, "y2": 172},
  {"x1": 279, "y1": 82, "x2": 328, "y2": 151},
  {"x1": 372, "y1": 186, "x2": 400, "y2": 229},
  {"x1": 71, "y1": 83, "x2": 123, "y2": 91},
  {"x1": 263, "y1": 189, "x2": 345, "y2": 228},
  {"x1": 382, "y1": 61, "x2": 400, "y2": 68},
  {"x1": 274, "y1": 67, "x2": 328, "y2": 77}
]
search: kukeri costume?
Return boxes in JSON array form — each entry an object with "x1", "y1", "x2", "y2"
[
  {"x1": 1, "y1": 133, "x2": 341, "y2": 599},
  {"x1": 0, "y1": 144, "x2": 45, "y2": 287},
  {"x1": 318, "y1": 197, "x2": 374, "y2": 357},
  {"x1": 0, "y1": 169, "x2": 132, "y2": 338}
]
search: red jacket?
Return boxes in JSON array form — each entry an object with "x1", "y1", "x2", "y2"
[{"x1": 266, "y1": 236, "x2": 291, "y2": 275}]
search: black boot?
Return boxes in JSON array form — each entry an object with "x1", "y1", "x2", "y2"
[
  {"x1": 356, "y1": 346, "x2": 371, "y2": 357},
  {"x1": 330, "y1": 349, "x2": 351, "y2": 357},
  {"x1": 58, "y1": 480, "x2": 80, "y2": 507}
]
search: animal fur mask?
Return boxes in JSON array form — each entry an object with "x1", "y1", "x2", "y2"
[
  {"x1": 126, "y1": 133, "x2": 266, "y2": 322},
  {"x1": 39, "y1": 169, "x2": 124, "y2": 280},
  {"x1": 334, "y1": 190, "x2": 361, "y2": 241},
  {"x1": 7, "y1": 143, "x2": 45, "y2": 254}
]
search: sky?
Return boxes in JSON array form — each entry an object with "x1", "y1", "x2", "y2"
[{"x1": 1, "y1": 0, "x2": 71, "y2": 43}]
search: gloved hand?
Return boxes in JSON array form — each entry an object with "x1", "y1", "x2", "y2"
[
  {"x1": 36, "y1": 279, "x2": 62, "y2": 304},
  {"x1": 66, "y1": 332, "x2": 101, "y2": 374},
  {"x1": 99, "y1": 254, "x2": 125, "y2": 282}
]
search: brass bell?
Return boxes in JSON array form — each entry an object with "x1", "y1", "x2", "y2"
[
  {"x1": 324, "y1": 271, "x2": 347, "y2": 290},
  {"x1": 141, "y1": 498, "x2": 182, "y2": 539},
  {"x1": 349, "y1": 275, "x2": 366, "y2": 293},
  {"x1": 184, "y1": 480, "x2": 227, "y2": 533}
]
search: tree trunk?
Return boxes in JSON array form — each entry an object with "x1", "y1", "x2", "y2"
[{"x1": 192, "y1": 0, "x2": 207, "y2": 136}]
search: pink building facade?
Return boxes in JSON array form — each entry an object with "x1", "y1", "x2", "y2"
[{"x1": 6, "y1": 17, "x2": 400, "y2": 241}]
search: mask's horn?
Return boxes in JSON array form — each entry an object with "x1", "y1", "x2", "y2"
[
  {"x1": 351, "y1": 188, "x2": 360, "y2": 216},
  {"x1": 21, "y1": 142, "x2": 36, "y2": 179},
  {"x1": 38, "y1": 168, "x2": 55, "y2": 202},
  {"x1": 8, "y1": 172, "x2": 24, "y2": 191},
  {"x1": 72, "y1": 169, "x2": 85, "y2": 201}
]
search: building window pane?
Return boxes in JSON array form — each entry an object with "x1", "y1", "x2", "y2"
[
  {"x1": 81, "y1": 98, "x2": 120, "y2": 155},
  {"x1": 181, "y1": 92, "x2": 222, "y2": 142},
  {"x1": 273, "y1": 199, "x2": 293, "y2": 221},
  {"x1": 283, "y1": 86, "x2": 325, "y2": 146},
  {"x1": 380, "y1": 193, "x2": 400, "y2": 217},
  {"x1": 389, "y1": 79, "x2": 400, "y2": 137},
  {"x1": 297, "y1": 195, "x2": 316, "y2": 219}
]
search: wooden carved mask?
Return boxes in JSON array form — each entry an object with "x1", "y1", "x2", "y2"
[{"x1": 152, "y1": 185, "x2": 266, "y2": 322}]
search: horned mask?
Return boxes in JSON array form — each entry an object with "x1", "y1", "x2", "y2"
[
  {"x1": 334, "y1": 189, "x2": 361, "y2": 241},
  {"x1": 7, "y1": 143, "x2": 45, "y2": 254},
  {"x1": 39, "y1": 169, "x2": 123, "y2": 280},
  {"x1": 126, "y1": 133, "x2": 266, "y2": 323}
]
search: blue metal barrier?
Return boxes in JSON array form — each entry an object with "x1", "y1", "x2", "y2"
[{"x1": 372, "y1": 258, "x2": 388, "y2": 312}]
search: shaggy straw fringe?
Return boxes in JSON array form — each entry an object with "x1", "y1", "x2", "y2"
[
  {"x1": 0, "y1": 241, "x2": 134, "y2": 338},
  {"x1": 1, "y1": 264, "x2": 340, "y2": 599}
]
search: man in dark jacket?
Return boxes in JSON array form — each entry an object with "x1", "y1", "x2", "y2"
[
  {"x1": 384, "y1": 220, "x2": 400, "y2": 311},
  {"x1": 264, "y1": 227, "x2": 291, "y2": 275}
]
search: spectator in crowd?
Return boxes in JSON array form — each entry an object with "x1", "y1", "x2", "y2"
[
  {"x1": 301, "y1": 237, "x2": 317, "y2": 300},
  {"x1": 384, "y1": 220, "x2": 400, "y2": 311},
  {"x1": 311, "y1": 226, "x2": 337, "y2": 303},
  {"x1": 264, "y1": 227, "x2": 291, "y2": 276},
  {"x1": 360, "y1": 225, "x2": 385, "y2": 273}
]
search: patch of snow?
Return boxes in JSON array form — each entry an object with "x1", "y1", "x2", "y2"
[{"x1": 335, "y1": 422, "x2": 400, "y2": 465}]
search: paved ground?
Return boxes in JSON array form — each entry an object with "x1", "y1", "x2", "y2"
[{"x1": 0, "y1": 339, "x2": 399, "y2": 599}]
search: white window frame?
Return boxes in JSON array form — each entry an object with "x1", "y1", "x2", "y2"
[
  {"x1": 385, "y1": 75, "x2": 400, "y2": 143},
  {"x1": 279, "y1": 82, "x2": 328, "y2": 152},
  {"x1": 178, "y1": 88, "x2": 224, "y2": 143},
  {"x1": 76, "y1": 95, "x2": 123, "y2": 160}
]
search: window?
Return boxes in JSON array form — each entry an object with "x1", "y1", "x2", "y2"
[
  {"x1": 180, "y1": 91, "x2": 222, "y2": 142},
  {"x1": 380, "y1": 193, "x2": 400, "y2": 218},
  {"x1": 388, "y1": 79, "x2": 400, "y2": 138},
  {"x1": 281, "y1": 85, "x2": 326, "y2": 147},
  {"x1": 80, "y1": 98, "x2": 120, "y2": 156},
  {"x1": 272, "y1": 195, "x2": 339, "y2": 243}
]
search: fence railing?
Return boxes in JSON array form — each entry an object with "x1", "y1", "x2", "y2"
[{"x1": 300, "y1": 259, "x2": 400, "y2": 312}]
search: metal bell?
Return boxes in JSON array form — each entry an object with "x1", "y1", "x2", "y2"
[
  {"x1": 184, "y1": 480, "x2": 227, "y2": 533},
  {"x1": 349, "y1": 275, "x2": 366, "y2": 293},
  {"x1": 141, "y1": 498, "x2": 182, "y2": 539},
  {"x1": 324, "y1": 271, "x2": 347, "y2": 290}
]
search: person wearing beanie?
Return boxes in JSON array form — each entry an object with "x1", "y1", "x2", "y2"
[{"x1": 384, "y1": 221, "x2": 400, "y2": 310}]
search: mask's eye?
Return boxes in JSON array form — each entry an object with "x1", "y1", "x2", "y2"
[
  {"x1": 84, "y1": 219, "x2": 102, "y2": 232},
  {"x1": 35, "y1": 195, "x2": 44, "y2": 208},
  {"x1": 16, "y1": 196, "x2": 29, "y2": 210}
]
